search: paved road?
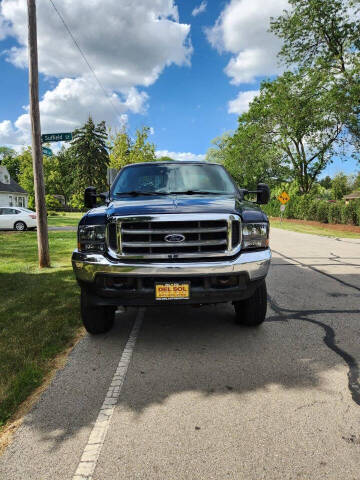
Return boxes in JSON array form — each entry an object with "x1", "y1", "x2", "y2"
[{"x1": 1, "y1": 228, "x2": 360, "y2": 480}]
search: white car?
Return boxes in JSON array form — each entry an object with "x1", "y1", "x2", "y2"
[{"x1": 0, "y1": 207, "x2": 37, "y2": 231}]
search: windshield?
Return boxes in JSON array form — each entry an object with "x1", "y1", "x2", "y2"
[{"x1": 111, "y1": 163, "x2": 236, "y2": 196}]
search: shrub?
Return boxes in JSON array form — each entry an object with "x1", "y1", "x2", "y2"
[
  {"x1": 45, "y1": 195, "x2": 62, "y2": 211},
  {"x1": 316, "y1": 201, "x2": 329, "y2": 223},
  {"x1": 306, "y1": 199, "x2": 318, "y2": 221},
  {"x1": 327, "y1": 202, "x2": 342, "y2": 224}
]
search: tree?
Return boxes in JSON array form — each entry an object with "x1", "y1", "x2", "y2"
[
  {"x1": 234, "y1": 70, "x2": 344, "y2": 193},
  {"x1": 108, "y1": 128, "x2": 130, "y2": 170},
  {"x1": 270, "y1": 0, "x2": 360, "y2": 74},
  {"x1": 0, "y1": 147, "x2": 21, "y2": 182},
  {"x1": 270, "y1": 0, "x2": 360, "y2": 147},
  {"x1": 17, "y1": 147, "x2": 55, "y2": 206},
  {"x1": 221, "y1": 123, "x2": 290, "y2": 189},
  {"x1": 69, "y1": 116, "x2": 109, "y2": 195},
  {"x1": 331, "y1": 172, "x2": 351, "y2": 199},
  {"x1": 46, "y1": 147, "x2": 77, "y2": 205},
  {"x1": 108, "y1": 126, "x2": 156, "y2": 169},
  {"x1": 157, "y1": 156, "x2": 175, "y2": 162},
  {"x1": 319, "y1": 175, "x2": 332, "y2": 189},
  {"x1": 205, "y1": 132, "x2": 232, "y2": 164}
]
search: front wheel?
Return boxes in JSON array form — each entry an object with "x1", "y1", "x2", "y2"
[
  {"x1": 233, "y1": 280, "x2": 267, "y2": 327},
  {"x1": 14, "y1": 221, "x2": 27, "y2": 231},
  {"x1": 81, "y1": 290, "x2": 115, "y2": 334}
]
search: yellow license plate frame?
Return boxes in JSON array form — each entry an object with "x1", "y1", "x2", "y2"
[{"x1": 155, "y1": 282, "x2": 190, "y2": 301}]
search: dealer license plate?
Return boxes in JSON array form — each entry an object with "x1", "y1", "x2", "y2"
[{"x1": 155, "y1": 282, "x2": 190, "y2": 301}]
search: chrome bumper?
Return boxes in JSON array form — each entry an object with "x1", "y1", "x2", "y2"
[{"x1": 72, "y1": 248, "x2": 271, "y2": 283}]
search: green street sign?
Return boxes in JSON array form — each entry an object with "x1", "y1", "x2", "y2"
[
  {"x1": 41, "y1": 132, "x2": 72, "y2": 143},
  {"x1": 42, "y1": 147, "x2": 53, "y2": 157}
]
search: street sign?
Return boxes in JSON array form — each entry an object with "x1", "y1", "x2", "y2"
[
  {"x1": 41, "y1": 132, "x2": 72, "y2": 143},
  {"x1": 42, "y1": 146, "x2": 53, "y2": 157},
  {"x1": 278, "y1": 191, "x2": 290, "y2": 205},
  {"x1": 280, "y1": 204, "x2": 286, "y2": 212}
]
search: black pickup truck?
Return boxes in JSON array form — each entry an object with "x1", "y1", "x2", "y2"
[{"x1": 72, "y1": 161, "x2": 271, "y2": 334}]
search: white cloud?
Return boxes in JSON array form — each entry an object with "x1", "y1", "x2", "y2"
[
  {"x1": 156, "y1": 150, "x2": 205, "y2": 161},
  {"x1": 228, "y1": 89, "x2": 259, "y2": 114},
  {"x1": 192, "y1": 1, "x2": 207, "y2": 17},
  {"x1": 206, "y1": 0, "x2": 287, "y2": 84},
  {"x1": 0, "y1": 0, "x2": 192, "y2": 145},
  {"x1": 1, "y1": 78, "x2": 148, "y2": 145}
]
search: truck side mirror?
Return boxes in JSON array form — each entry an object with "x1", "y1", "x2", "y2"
[
  {"x1": 84, "y1": 187, "x2": 97, "y2": 209},
  {"x1": 256, "y1": 183, "x2": 270, "y2": 204}
]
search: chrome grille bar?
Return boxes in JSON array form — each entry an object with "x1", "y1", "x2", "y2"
[
  {"x1": 122, "y1": 239, "x2": 227, "y2": 248},
  {"x1": 121, "y1": 227, "x2": 227, "y2": 234}
]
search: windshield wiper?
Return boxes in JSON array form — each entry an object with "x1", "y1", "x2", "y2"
[
  {"x1": 166, "y1": 190, "x2": 225, "y2": 195},
  {"x1": 115, "y1": 191, "x2": 167, "y2": 197}
]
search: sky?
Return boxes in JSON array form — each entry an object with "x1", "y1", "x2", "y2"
[{"x1": 0, "y1": 0, "x2": 358, "y2": 177}]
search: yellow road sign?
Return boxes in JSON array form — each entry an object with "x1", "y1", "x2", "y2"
[{"x1": 278, "y1": 191, "x2": 290, "y2": 205}]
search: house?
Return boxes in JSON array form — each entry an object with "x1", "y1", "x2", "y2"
[
  {"x1": 343, "y1": 192, "x2": 360, "y2": 205},
  {"x1": 0, "y1": 166, "x2": 29, "y2": 208}
]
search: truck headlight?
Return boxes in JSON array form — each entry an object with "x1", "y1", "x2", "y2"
[
  {"x1": 78, "y1": 225, "x2": 106, "y2": 252},
  {"x1": 242, "y1": 223, "x2": 269, "y2": 250}
]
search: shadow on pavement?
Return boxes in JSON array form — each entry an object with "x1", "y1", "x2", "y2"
[{"x1": 10, "y1": 256, "x2": 360, "y2": 451}]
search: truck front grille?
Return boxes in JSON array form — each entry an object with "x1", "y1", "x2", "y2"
[{"x1": 107, "y1": 214, "x2": 241, "y2": 260}]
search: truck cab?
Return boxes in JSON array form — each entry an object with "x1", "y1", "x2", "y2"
[{"x1": 72, "y1": 161, "x2": 271, "y2": 334}]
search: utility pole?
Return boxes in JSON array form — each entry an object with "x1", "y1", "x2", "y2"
[{"x1": 27, "y1": 0, "x2": 50, "y2": 267}]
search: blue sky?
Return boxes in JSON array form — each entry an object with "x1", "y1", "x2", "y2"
[{"x1": 0, "y1": 0, "x2": 357, "y2": 178}]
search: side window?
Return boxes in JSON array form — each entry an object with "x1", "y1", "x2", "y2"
[
  {"x1": 2, "y1": 208, "x2": 13, "y2": 214},
  {"x1": 0, "y1": 209, "x2": 3, "y2": 215},
  {"x1": 14, "y1": 210, "x2": 21, "y2": 214}
]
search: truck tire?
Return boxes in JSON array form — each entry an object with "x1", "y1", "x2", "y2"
[
  {"x1": 233, "y1": 280, "x2": 267, "y2": 327},
  {"x1": 80, "y1": 290, "x2": 115, "y2": 334}
]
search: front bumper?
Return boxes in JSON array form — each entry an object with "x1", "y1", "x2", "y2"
[
  {"x1": 72, "y1": 249, "x2": 271, "y2": 306},
  {"x1": 72, "y1": 248, "x2": 271, "y2": 282}
]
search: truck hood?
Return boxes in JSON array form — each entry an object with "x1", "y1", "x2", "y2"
[{"x1": 83, "y1": 194, "x2": 268, "y2": 225}]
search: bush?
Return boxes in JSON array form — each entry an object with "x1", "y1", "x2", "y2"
[
  {"x1": 47, "y1": 211, "x2": 59, "y2": 216},
  {"x1": 316, "y1": 201, "x2": 329, "y2": 223},
  {"x1": 327, "y1": 202, "x2": 342, "y2": 224},
  {"x1": 45, "y1": 195, "x2": 62, "y2": 211},
  {"x1": 306, "y1": 199, "x2": 318, "y2": 221}
]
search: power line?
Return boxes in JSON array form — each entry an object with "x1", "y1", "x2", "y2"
[{"x1": 48, "y1": 0, "x2": 124, "y2": 121}]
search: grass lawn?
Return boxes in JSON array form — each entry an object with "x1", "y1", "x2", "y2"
[
  {"x1": 47, "y1": 212, "x2": 83, "y2": 227},
  {"x1": 0, "y1": 230, "x2": 82, "y2": 427},
  {"x1": 270, "y1": 218, "x2": 360, "y2": 239}
]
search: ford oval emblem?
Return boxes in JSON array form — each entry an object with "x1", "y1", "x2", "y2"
[{"x1": 164, "y1": 234, "x2": 185, "y2": 243}]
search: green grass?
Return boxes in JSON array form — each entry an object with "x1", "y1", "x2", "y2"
[
  {"x1": 47, "y1": 212, "x2": 82, "y2": 227},
  {"x1": 270, "y1": 218, "x2": 360, "y2": 239},
  {"x1": 0, "y1": 231, "x2": 81, "y2": 426}
]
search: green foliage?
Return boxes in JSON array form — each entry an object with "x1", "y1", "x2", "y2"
[
  {"x1": 45, "y1": 195, "x2": 62, "y2": 211},
  {"x1": 319, "y1": 176, "x2": 332, "y2": 189},
  {"x1": 270, "y1": 0, "x2": 360, "y2": 149},
  {"x1": 205, "y1": 132, "x2": 232, "y2": 164},
  {"x1": 47, "y1": 148, "x2": 78, "y2": 204},
  {"x1": 245, "y1": 71, "x2": 343, "y2": 192},
  {"x1": 210, "y1": 68, "x2": 344, "y2": 193},
  {"x1": 157, "y1": 156, "x2": 175, "y2": 162},
  {"x1": 69, "y1": 116, "x2": 109, "y2": 194},
  {"x1": 270, "y1": 0, "x2": 360, "y2": 73},
  {"x1": 263, "y1": 194, "x2": 360, "y2": 226},
  {"x1": 109, "y1": 126, "x2": 156, "y2": 169},
  {"x1": 331, "y1": 172, "x2": 351, "y2": 200}
]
